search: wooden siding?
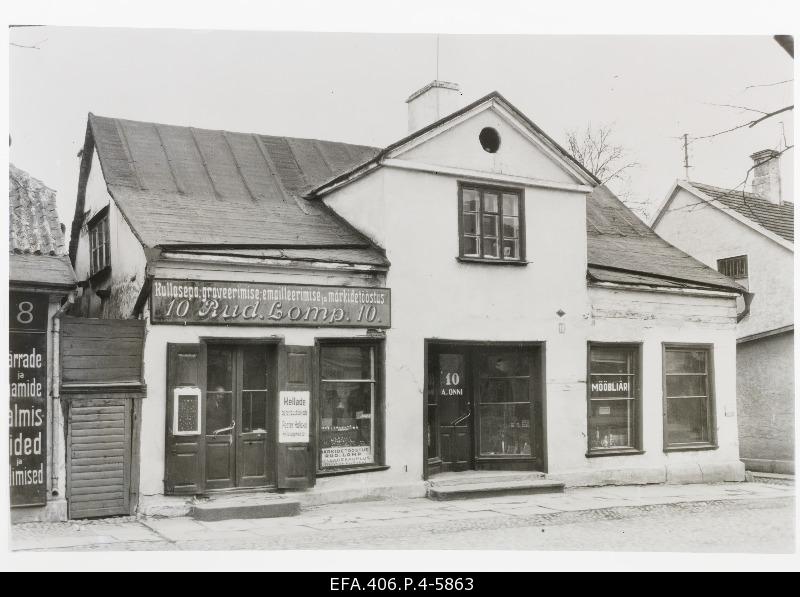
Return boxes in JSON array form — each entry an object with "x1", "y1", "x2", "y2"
[
  {"x1": 60, "y1": 317, "x2": 145, "y2": 385},
  {"x1": 67, "y1": 397, "x2": 132, "y2": 519}
]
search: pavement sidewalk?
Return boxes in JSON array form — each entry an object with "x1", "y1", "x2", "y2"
[{"x1": 9, "y1": 481, "x2": 794, "y2": 551}]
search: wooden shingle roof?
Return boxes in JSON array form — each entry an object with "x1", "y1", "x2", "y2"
[{"x1": 9, "y1": 164, "x2": 76, "y2": 289}]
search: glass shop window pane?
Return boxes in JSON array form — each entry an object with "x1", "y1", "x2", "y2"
[
  {"x1": 666, "y1": 396, "x2": 709, "y2": 444},
  {"x1": 322, "y1": 346, "x2": 373, "y2": 380},
  {"x1": 666, "y1": 374, "x2": 707, "y2": 397},
  {"x1": 588, "y1": 400, "x2": 634, "y2": 449},
  {"x1": 463, "y1": 236, "x2": 479, "y2": 256},
  {"x1": 479, "y1": 403, "x2": 531, "y2": 456},
  {"x1": 480, "y1": 378, "x2": 530, "y2": 403},
  {"x1": 484, "y1": 193, "x2": 499, "y2": 213},
  {"x1": 427, "y1": 404, "x2": 438, "y2": 459},
  {"x1": 463, "y1": 189, "x2": 480, "y2": 212},
  {"x1": 241, "y1": 390, "x2": 267, "y2": 433},
  {"x1": 482, "y1": 353, "x2": 531, "y2": 377},
  {"x1": 206, "y1": 391, "x2": 232, "y2": 433},
  {"x1": 463, "y1": 213, "x2": 479, "y2": 235},
  {"x1": 590, "y1": 348, "x2": 631, "y2": 374},
  {"x1": 242, "y1": 346, "x2": 267, "y2": 390},
  {"x1": 207, "y1": 348, "x2": 233, "y2": 392},
  {"x1": 319, "y1": 381, "x2": 374, "y2": 468},
  {"x1": 502, "y1": 193, "x2": 519, "y2": 216},
  {"x1": 665, "y1": 350, "x2": 706, "y2": 374}
]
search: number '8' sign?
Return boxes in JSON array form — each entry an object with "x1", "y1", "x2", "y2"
[{"x1": 9, "y1": 292, "x2": 48, "y2": 331}]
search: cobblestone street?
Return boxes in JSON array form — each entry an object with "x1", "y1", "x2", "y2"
[{"x1": 10, "y1": 482, "x2": 796, "y2": 553}]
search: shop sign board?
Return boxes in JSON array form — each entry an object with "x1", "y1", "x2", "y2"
[
  {"x1": 151, "y1": 279, "x2": 390, "y2": 328},
  {"x1": 279, "y1": 391, "x2": 310, "y2": 443},
  {"x1": 9, "y1": 292, "x2": 49, "y2": 507},
  {"x1": 589, "y1": 375, "x2": 631, "y2": 398}
]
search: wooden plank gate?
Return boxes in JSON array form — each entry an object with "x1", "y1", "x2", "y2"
[{"x1": 60, "y1": 317, "x2": 145, "y2": 519}]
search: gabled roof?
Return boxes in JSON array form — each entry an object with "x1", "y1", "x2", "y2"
[
  {"x1": 652, "y1": 180, "x2": 794, "y2": 249},
  {"x1": 77, "y1": 114, "x2": 386, "y2": 264},
  {"x1": 306, "y1": 91, "x2": 601, "y2": 198},
  {"x1": 687, "y1": 181, "x2": 793, "y2": 243},
  {"x1": 9, "y1": 164, "x2": 76, "y2": 289},
  {"x1": 587, "y1": 185, "x2": 745, "y2": 293}
]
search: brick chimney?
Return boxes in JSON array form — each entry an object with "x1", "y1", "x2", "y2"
[
  {"x1": 406, "y1": 80, "x2": 462, "y2": 134},
  {"x1": 750, "y1": 149, "x2": 783, "y2": 205}
]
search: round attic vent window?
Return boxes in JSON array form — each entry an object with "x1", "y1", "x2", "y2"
[{"x1": 479, "y1": 127, "x2": 501, "y2": 153}]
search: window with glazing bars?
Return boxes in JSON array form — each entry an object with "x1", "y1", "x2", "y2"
[
  {"x1": 717, "y1": 255, "x2": 748, "y2": 279},
  {"x1": 89, "y1": 214, "x2": 110, "y2": 275},
  {"x1": 459, "y1": 185, "x2": 524, "y2": 262}
]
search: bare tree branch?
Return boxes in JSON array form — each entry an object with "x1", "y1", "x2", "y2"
[
  {"x1": 10, "y1": 38, "x2": 47, "y2": 50},
  {"x1": 565, "y1": 123, "x2": 639, "y2": 185},
  {"x1": 703, "y1": 102, "x2": 768, "y2": 115},
  {"x1": 691, "y1": 105, "x2": 794, "y2": 142},
  {"x1": 744, "y1": 79, "x2": 793, "y2": 90}
]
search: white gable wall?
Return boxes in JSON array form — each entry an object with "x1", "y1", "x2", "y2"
[
  {"x1": 654, "y1": 186, "x2": 793, "y2": 337},
  {"x1": 398, "y1": 107, "x2": 581, "y2": 186}
]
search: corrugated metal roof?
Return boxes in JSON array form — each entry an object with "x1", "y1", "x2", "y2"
[
  {"x1": 88, "y1": 114, "x2": 382, "y2": 252},
  {"x1": 587, "y1": 185, "x2": 744, "y2": 293},
  {"x1": 689, "y1": 181, "x2": 794, "y2": 243}
]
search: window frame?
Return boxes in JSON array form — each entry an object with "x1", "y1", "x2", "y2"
[
  {"x1": 662, "y1": 343, "x2": 718, "y2": 452},
  {"x1": 314, "y1": 337, "x2": 386, "y2": 476},
  {"x1": 585, "y1": 342, "x2": 644, "y2": 458},
  {"x1": 457, "y1": 182, "x2": 527, "y2": 265},
  {"x1": 87, "y1": 205, "x2": 111, "y2": 277},
  {"x1": 717, "y1": 255, "x2": 748, "y2": 280}
]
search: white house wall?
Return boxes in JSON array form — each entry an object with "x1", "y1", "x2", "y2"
[
  {"x1": 397, "y1": 107, "x2": 581, "y2": 186},
  {"x1": 73, "y1": 148, "x2": 148, "y2": 318},
  {"x1": 655, "y1": 186, "x2": 793, "y2": 337}
]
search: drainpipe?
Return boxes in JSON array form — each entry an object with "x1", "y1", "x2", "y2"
[
  {"x1": 737, "y1": 291, "x2": 754, "y2": 323},
  {"x1": 50, "y1": 290, "x2": 77, "y2": 495}
]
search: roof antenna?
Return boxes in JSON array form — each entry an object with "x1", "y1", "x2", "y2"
[
  {"x1": 682, "y1": 133, "x2": 692, "y2": 180},
  {"x1": 436, "y1": 34, "x2": 440, "y2": 81}
]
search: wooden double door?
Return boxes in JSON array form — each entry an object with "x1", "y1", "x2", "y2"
[
  {"x1": 204, "y1": 345, "x2": 273, "y2": 489},
  {"x1": 427, "y1": 343, "x2": 544, "y2": 474}
]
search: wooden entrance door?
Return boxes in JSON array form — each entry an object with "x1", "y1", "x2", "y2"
[
  {"x1": 434, "y1": 349, "x2": 473, "y2": 472},
  {"x1": 205, "y1": 346, "x2": 272, "y2": 489}
]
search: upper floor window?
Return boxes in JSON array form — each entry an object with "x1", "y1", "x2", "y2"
[
  {"x1": 458, "y1": 185, "x2": 525, "y2": 263},
  {"x1": 717, "y1": 255, "x2": 748, "y2": 280},
  {"x1": 88, "y1": 207, "x2": 110, "y2": 276}
]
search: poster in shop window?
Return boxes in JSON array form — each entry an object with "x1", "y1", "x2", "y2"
[
  {"x1": 9, "y1": 292, "x2": 49, "y2": 507},
  {"x1": 279, "y1": 391, "x2": 310, "y2": 443},
  {"x1": 151, "y1": 279, "x2": 391, "y2": 328}
]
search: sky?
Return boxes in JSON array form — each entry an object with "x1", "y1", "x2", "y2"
[{"x1": 8, "y1": 28, "x2": 795, "y2": 238}]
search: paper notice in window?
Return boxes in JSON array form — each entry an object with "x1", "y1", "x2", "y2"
[{"x1": 279, "y1": 391, "x2": 310, "y2": 443}]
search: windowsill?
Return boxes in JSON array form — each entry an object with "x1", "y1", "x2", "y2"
[
  {"x1": 664, "y1": 444, "x2": 718, "y2": 453},
  {"x1": 586, "y1": 448, "x2": 645, "y2": 458},
  {"x1": 316, "y1": 464, "x2": 389, "y2": 478},
  {"x1": 456, "y1": 257, "x2": 528, "y2": 266},
  {"x1": 476, "y1": 454, "x2": 536, "y2": 460}
]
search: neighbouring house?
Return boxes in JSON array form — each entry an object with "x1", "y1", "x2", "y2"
[
  {"x1": 9, "y1": 163, "x2": 77, "y2": 522},
  {"x1": 64, "y1": 81, "x2": 749, "y2": 519},
  {"x1": 652, "y1": 149, "x2": 794, "y2": 475}
]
